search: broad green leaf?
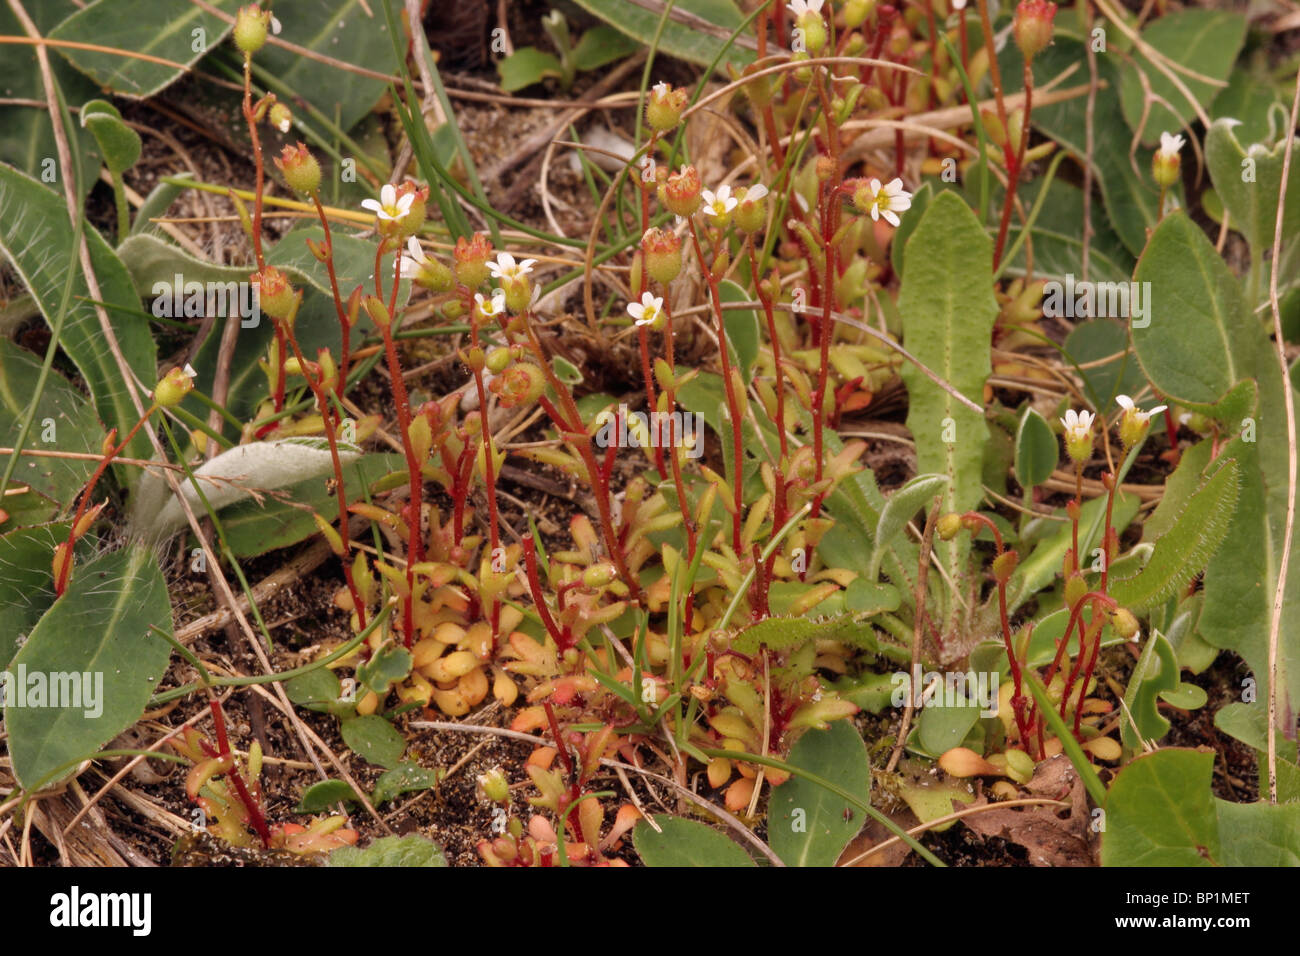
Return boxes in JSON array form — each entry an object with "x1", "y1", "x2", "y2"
[
  {"x1": 340, "y1": 714, "x2": 406, "y2": 770},
  {"x1": 1014, "y1": 407, "x2": 1056, "y2": 490},
  {"x1": 571, "y1": 25, "x2": 640, "y2": 72},
  {"x1": 1132, "y1": 212, "x2": 1257, "y2": 406},
  {"x1": 0, "y1": 338, "x2": 101, "y2": 524},
  {"x1": 284, "y1": 667, "x2": 354, "y2": 717},
  {"x1": 0, "y1": 523, "x2": 75, "y2": 666},
  {"x1": 497, "y1": 48, "x2": 563, "y2": 92},
  {"x1": 51, "y1": 0, "x2": 238, "y2": 98},
  {"x1": 916, "y1": 694, "x2": 982, "y2": 758},
  {"x1": 0, "y1": 164, "x2": 156, "y2": 474},
  {"x1": 1118, "y1": 10, "x2": 1246, "y2": 148},
  {"x1": 768, "y1": 721, "x2": 871, "y2": 866},
  {"x1": 898, "y1": 192, "x2": 996, "y2": 603},
  {"x1": 371, "y1": 762, "x2": 443, "y2": 806},
  {"x1": 1205, "y1": 118, "x2": 1300, "y2": 268},
  {"x1": 328, "y1": 835, "x2": 448, "y2": 867},
  {"x1": 1215, "y1": 800, "x2": 1300, "y2": 866},
  {"x1": 1101, "y1": 749, "x2": 1220, "y2": 866},
  {"x1": 79, "y1": 100, "x2": 140, "y2": 174},
  {"x1": 1200, "y1": 432, "x2": 1300, "y2": 763},
  {"x1": 256, "y1": 0, "x2": 402, "y2": 132},
  {"x1": 0, "y1": 2, "x2": 100, "y2": 192},
  {"x1": 1109, "y1": 457, "x2": 1238, "y2": 610},
  {"x1": 1062, "y1": 320, "x2": 1146, "y2": 411},
  {"x1": 7, "y1": 545, "x2": 173, "y2": 789},
  {"x1": 719, "y1": 279, "x2": 760, "y2": 378},
  {"x1": 295, "y1": 779, "x2": 358, "y2": 813},
  {"x1": 634, "y1": 815, "x2": 757, "y2": 867},
  {"x1": 867, "y1": 473, "x2": 947, "y2": 580},
  {"x1": 569, "y1": 0, "x2": 755, "y2": 70},
  {"x1": 551, "y1": 355, "x2": 584, "y2": 386},
  {"x1": 1214, "y1": 701, "x2": 1300, "y2": 767}
]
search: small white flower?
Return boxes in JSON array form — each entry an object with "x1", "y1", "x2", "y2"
[
  {"x1": 700, "y1": 185, "x2": 738, "y2": 219},
  {"x1": 1061, "y1": 408, "x2": 1095, "y2": 441},
  {"x1": 652, "y1": 81, "x2": 670, "y2": 97},
  {"x1": 361, "y1": 183, "x2": 414, "y2": 222},
  {"x1": 787, "y1": 0, "x2": 825, "y2": 16},
  {"x1": 1157, "y1": 131, "x2": 1184, "y2": 160},
  {"x1": 951, "y1": 0, "x2": 967, "y2": 9},
  {"x1": 864, "y1": 177, "x2": 913, "y2": 227},
  {"x1": 475, "y1": 290, "x2": 506, "y2": 318},
  {"x1": 275, "y1": 115, "x2": 291, "y2": 133},
  {"x1": 1115, "y1": 394, "x2": 1167, "y2": 424},
  {"x1": 399, "y1": 236, "x2": 427, "y2": 279},
  {"x1": 487, "y1": 252, "x2": 536, "y2": 282},
  {"x1": 627, "y1": 291, "x2": 664, "y2": 327},
  {"x1": 182, "y1": 363, "x2": 198, "y2": 379},
  {"x1": 740, "y1": 183, "x2": 769, "y2": 203},
  {"x1": 269, "y1": 15, "x2": 281, "y2": 35}
]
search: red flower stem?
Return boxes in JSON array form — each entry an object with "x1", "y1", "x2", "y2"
[
  {"x1": 283, "y1": 336, "x2": 367, "y2": 629},
  {"x1": 810, "y1": 68, "x2": 841, "y2": 520},
  {"x1": 469, "y1": 312, "x2": 503, "y2": 641},
  {"x1": 240, "y1": 57, "x2": 266, "y2": 272},
  {"x1": 529, "y1": 336, "x2": 641, "y2": 602},
  {"x1": 310, "y1": 194, "x2": 353, "y2": 397},
  {"x1": 56, "y1": 408, "x2": 155, "y2": 595},
  {"x1": 755, "y1": 9, "x2": 787, "y2": 168},
  {"x1": 687, "y1": 220, "x2": 744, "y2": 554},
  {"x1": 209, "y1": 698, "x2": 271, "y2": 848},
  {"x1": 524, "y1": 536, "x2": 568, "y2": 648},
  {"x1": 375, "y1": 248, "x2": 424, "y2": 646},
  {"x1": 992, "y1": 61, "x2": 1033, "y2": 270}
]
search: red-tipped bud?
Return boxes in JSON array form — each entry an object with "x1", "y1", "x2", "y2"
[
  {"x1": 641, "y1": 227, "x2": 682, "y2": 284},
  {"x1": 662, "y1": 165, "x2": 703, "y2": 218},
  {"x1": 1013, "y1": 0, "x2": 1056, "y2": 62},
  {"x1": 252, "y1": 266, "x2": 296, "y2": 320},
  {"x1": 454, "y1": 233, "x2": 493, "y2": 289},
  {"x1": 274, "y1": 142, "x2": 321, "y2": 195}
]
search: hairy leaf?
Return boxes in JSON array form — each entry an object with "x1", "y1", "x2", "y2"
[
  {"x1": 898, "y1": 192, "x2": 996, "y2": 609},
  {"x1": 1110, "y1": 457, "x2": 1238, "y2": 610}
]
